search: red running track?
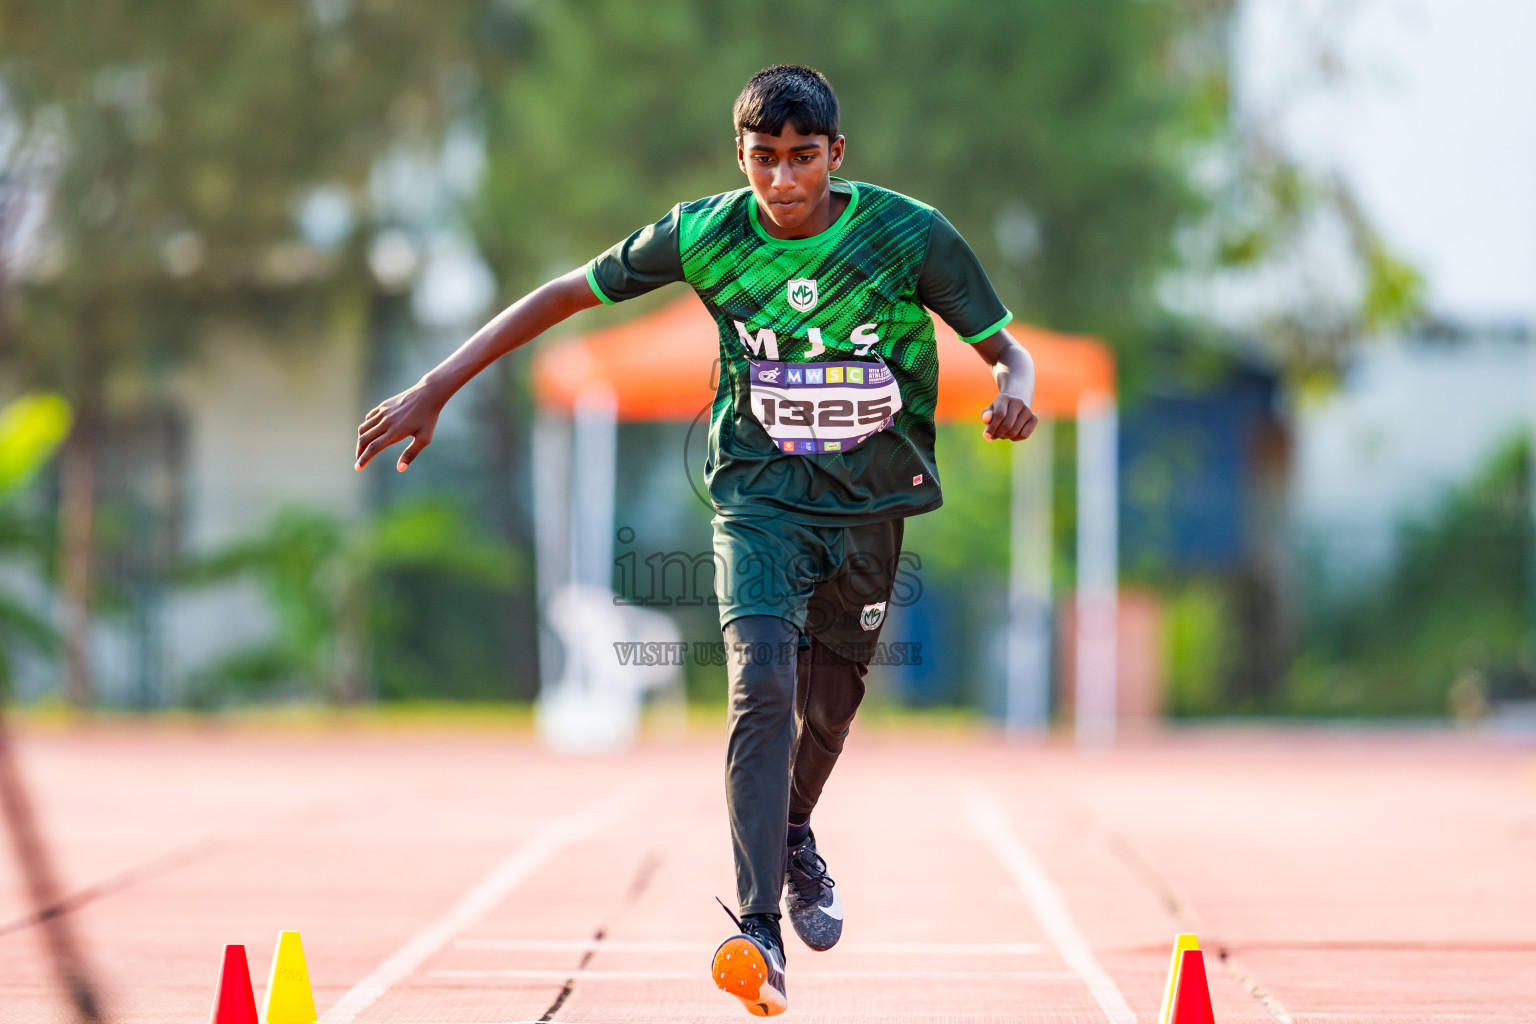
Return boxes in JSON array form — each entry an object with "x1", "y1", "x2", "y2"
[{"x1": 1, "y1": 719, "x2": 1534, "y2": 1023}]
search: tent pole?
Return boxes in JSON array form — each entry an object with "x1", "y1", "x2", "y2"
[
  {"x1": 532, "y1": 410, "x2": 572, "y2": 698},
  {"x1": 1075, "y1": 395, "x2": 1118, "y2": 747},
  {"x1": 567, "y1": 386, "x2": 618, "y2": 697},
  {"x1": 1006, "y1": 418, "x2": 1054, "y2": 736},
  {"x1": 572, "y1": 386, "x2": 619, "y2": 593}
]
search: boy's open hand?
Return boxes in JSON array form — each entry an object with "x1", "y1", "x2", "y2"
[
  {"x1": 981, "y1": 393, "x2": 1038, "y2": 441},
  {"x1": 355, "y1": 381, "x2": 447, "y2": 471},
  {"x1": 351, "y1": 268, "x2": 596, "y2": 472}
]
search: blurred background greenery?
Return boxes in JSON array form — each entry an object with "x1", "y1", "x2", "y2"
[{"x1": 1, "y1": 0, "x2": 1528, "y2": 724}]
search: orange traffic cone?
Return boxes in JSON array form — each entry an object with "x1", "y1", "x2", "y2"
[
  {"x1": 209, "y1": 945, "x2": 259, "y2": 1024},
  {"x1": 1168, "y1": 947, "x2": 1217, "y2": 1024}
]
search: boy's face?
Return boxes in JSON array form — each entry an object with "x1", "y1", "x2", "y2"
[{"x1": 736, "y1": 126, "x2": 846, "y2": 234}]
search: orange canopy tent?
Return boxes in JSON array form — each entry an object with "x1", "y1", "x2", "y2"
[
  {"x1": 529, "y1": 294, "x2": 1121, "y2": 743},
  {"x1": 531, "y1": 295, "x2": 1114, "y2": 421}
]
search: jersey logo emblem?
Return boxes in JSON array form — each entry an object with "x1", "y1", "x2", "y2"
[
  {"x1": 860, "y1": 602, "x2": 887, "y2": 631},
  {"x1": 787, "y1": 278, "x2": 818, "y2": 313}
]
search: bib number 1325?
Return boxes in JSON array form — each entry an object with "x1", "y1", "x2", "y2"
[
  {"x1": 753, "y1": 395, "x2": 895, "y2": 428},
  {"x1": 746, "y1": 357, "x2": 903, "y2": 454}
]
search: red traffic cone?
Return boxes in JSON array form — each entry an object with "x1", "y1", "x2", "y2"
[
  {"x1": 210, "y1": 944, "x2": 259, "y2": 1024},
  {"x1": 1168, "y1": 947, "x2": 1217, "y2": 1024}
]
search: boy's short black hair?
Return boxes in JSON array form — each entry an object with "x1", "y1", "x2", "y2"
[{"x1": 733, "y1": 65, "x2": 839, "y2": 140}]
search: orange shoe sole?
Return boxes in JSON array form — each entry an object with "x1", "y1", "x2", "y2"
[{"x1": 712, "y1": 936, "x2": 787, "y2": 1016}]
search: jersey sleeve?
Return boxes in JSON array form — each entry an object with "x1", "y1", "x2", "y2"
[
  {"x1": 585, "y1": 205, "x2": 686, "y2": 304},
  {"x1": 916, "y1": 210, "x2": 1014, "y2": 342}
]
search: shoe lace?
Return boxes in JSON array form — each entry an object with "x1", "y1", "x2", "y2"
[
  {"x1": 787, "y1": 844, "x2": 835, "y2": 902},
  {"x1": 714, "y1": 896, "x2": 743, "y2": 931}
]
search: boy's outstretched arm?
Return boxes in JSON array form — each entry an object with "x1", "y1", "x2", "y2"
[
  {"x1": 355, "y1": 267, "x2": 601, "y2": 471},
  {"x1": 972, "y1": 328, "x2": 1039, "y2": 442}
]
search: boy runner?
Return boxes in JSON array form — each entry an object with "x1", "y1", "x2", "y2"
[{"x1": 355, "y1": 64, "x2": 1037, "y2": 1017}]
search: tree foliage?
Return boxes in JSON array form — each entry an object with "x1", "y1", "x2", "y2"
[
  {"x1": 0, "y1": 0, "x2": 492, "y2": 380},
  {"x1": 1290, "y1": 438, "x2": 1531, "y2": 715},
  {"x1": 178, "y1": 499, "x2": 520, "y2": 705},
  {"x1": 0, "y1": 0, "x2": 493, "y2": 702},
  {"x1": 0, "y1": 393, "x2": 71, "y2": 695},
  {"x1": 474, "y1": 0, "x2": 1230, "y2": 356}
]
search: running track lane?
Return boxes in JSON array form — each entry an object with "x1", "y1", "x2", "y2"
[{"x1": 2, "y1": 724, "x2": 1534, "y2": 1022}]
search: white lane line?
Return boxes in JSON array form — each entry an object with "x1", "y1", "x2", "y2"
[
  {"x1": 835, "y1": 941, "x2": 1048, "y2": 956},
  {"x1": 456, "y1": 938, "x2": 709, "y2": 954},
  {"x1": 964, "y1": 790, "x2": 1138, "y2": 1024},
  {"x1": 322, "y1": 795, "x2": 624, "y2": 1024},
  {"x1": 453, "y1": 938, "x2": 1049, "y2": 955},
  {"x1": 431, "y1": 968, "x2": 1079, "y2": 981}
]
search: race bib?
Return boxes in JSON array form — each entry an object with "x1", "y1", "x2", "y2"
[{"x1": 748, "y1": 358, "x2": 903, "y2": 454}]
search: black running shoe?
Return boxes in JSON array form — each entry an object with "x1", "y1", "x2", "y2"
[
  {"x1": 783, "y1": 830, "x2": 842, "y2": 951},
  {"x1": 712, "y1": 910, "x2": 788, "y2": 1017}
]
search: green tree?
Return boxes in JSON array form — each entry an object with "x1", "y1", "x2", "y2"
[
  {"x1": 0, "y1": 394, "x2": 72, "y2": 696},
  {"x1": 1290, "y1": 438, "x2": 1531, "y2": 716},
  {"x1": 473, "y1": 0, "x2": 1227, "y2": 337},
  {"x1": 179, "y1": 499, "x2": 519, "y2": 705},
  {"x1": 472, "y1": 0, "x2": 1420, "y2": 377},
  {"x1": 0, "y1": 0, "x2": 492, "y2": 704}
]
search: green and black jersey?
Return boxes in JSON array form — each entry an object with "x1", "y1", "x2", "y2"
[{"x1": 585, "y1": 179, "x2": 1011, "y2": 526}]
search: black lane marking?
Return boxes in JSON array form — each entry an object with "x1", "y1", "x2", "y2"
[
  {"x1": 1081, "y1": 811, "x2": 1293, "y2": 1023},
  {"x1": 538, "y1": 847, "x2": 664, "y2": 1022},
  {"x1": 0, "y1": 797, "x2": 351, "y2": 937},
  {"x1": 0, "y1": 837, "x2": 224, "y2": 938},
  {"x1": 537, "y1": 927, "x2": 604, "y2": 1023},
  {"x1": 623, "y1": 850, "x2": 663, "y2": 904}
]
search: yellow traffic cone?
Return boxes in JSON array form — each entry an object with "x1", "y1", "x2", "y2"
[
  {"x1": 1158, "y1": 933, "x2": 1201, "y2": 1024},
  {"x1": 261, "y1": 931, "x2": 317, "y2": 1024}
]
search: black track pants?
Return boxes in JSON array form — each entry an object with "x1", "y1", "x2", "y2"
[{"x1": 724, "y1": 615, "x2": 868, "y2": 917}]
